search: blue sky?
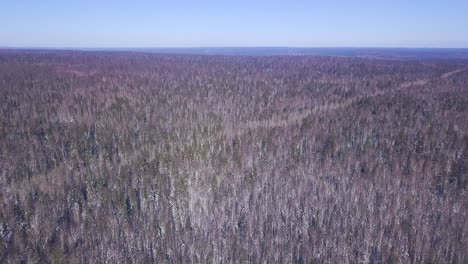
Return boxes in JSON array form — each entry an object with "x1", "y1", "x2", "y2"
[{"x1": 1, "y1": 0, "x2": 468, "y2": 48}]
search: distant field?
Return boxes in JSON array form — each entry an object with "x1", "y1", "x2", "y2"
[{"x1": 0, "y1": 51, "x2": 467, "y2": 263}]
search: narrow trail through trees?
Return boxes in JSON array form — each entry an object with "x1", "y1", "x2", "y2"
[{"x1": 231, "y1": 66, "x2": 468, "y2": 135}]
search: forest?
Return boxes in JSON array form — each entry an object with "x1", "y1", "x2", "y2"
[{"x1": 0, "y1": 50, "x2": 467, "y2": 263}]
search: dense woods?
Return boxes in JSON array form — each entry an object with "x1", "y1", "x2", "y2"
[{"x1": 0, "y1": 51, "x2": 467, "y2": 263}]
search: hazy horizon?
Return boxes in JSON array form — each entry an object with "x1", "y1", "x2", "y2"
[
  {"x1": 3, "y1": 47, "x2": 468, "y2": 60},
  {"x1": 3, "y1": 46, "x2": 468, "y2": 49}
]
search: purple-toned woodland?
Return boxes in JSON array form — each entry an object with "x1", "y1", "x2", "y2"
[{"x1": 0, "y1": 51, "x2": 467, "y2": 263}]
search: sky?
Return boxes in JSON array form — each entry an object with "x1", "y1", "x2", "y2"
[{"x1": 1, "y1": 0, "x2": 468, "y2": 48}]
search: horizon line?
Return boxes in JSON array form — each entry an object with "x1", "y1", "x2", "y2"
[{"x1": 2, "y1": 46, "x2": 468, "y2": 50}]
